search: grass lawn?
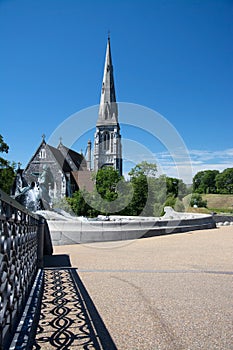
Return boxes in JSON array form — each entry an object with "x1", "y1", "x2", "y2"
[
  {"x1": 203, "y1": 194, "x2": 233, "y2": 212},
  {"x1": 183, "y1": 194, "x2": 233, "y2": 214}
]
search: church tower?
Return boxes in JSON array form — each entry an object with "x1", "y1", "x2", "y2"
[{"x1": 94, "y1": 37, "x2": 122, "y2": 175}]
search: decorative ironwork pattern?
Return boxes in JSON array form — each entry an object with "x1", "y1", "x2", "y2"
[
  {"x1": 33, "y1": 269, "x2": 102, "y2": 349},
  {"x1": 0, "y1": 189, "x2": 41, "y2": 349}
]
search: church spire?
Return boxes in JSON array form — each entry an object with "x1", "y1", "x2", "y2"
[
  {"x1": 94, "y1": 37, "x2": 122, "y2": 176},
  {"x1": 97, "y1": 36, "x2": 118, "y2": 126}
]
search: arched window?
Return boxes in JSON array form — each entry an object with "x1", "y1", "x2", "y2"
[
  {"x1": 103, "y1": 132, "x2": 110, "y2": 150},
  {"x1": 39, "y1": 148, "x2": 46, "y2": 159},
  {"x1": 110, "y1": 133, "x2": 114, "y2": 152}
]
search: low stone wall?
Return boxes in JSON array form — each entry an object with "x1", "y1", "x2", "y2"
[
  {"x1": 38, "y1": 207, "x2": 216, "y2": 245},
  {"x1": 213, "y1": 214, "x2": 233, "y2": 226}
]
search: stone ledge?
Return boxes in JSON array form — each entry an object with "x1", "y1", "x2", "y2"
[{"x1": 39, "y1": 207, "x2": 216, "y2": 245}]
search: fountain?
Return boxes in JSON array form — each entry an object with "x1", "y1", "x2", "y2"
[
  {"x1": 11, "y1": 169, "x2": 216, "y2": 244},
  {"x1": 11, "y1": 168, "x2": 50, "y2": 212},
  {"x1": 36, "y1": 206, "x2": 216, "y2": 245}
]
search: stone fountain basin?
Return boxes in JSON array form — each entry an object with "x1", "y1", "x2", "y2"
[{"x1": 37, "y1": 207, "x2": 216, "y2": 245}]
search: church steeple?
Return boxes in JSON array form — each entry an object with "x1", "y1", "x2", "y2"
[
  {"x1": 94, "y1": 37, "x2": 122, "y2": 175},
  {"x1": 97, "y1": 36, "x2": 118, "y2": 126}
]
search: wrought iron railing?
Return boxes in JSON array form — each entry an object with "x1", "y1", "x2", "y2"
[{"x1": 0, "y1": 189, "x2": 44, "y2": 349}]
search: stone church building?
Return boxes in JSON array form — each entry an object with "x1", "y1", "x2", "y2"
[
  {"x1": 23, "y1": 137, "x2": 89, "y2": 199},
  {"x1": 22, "y1": 37, "x2": 122, "y2": 202}
]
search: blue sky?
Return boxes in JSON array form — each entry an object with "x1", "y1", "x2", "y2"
[{"x1": 0, "y1": 0, "x2": 232, "y2": 183}]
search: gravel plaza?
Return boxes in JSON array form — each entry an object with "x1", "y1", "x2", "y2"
[{"x1": 37, "y1": 226, "x2": 233, "y2": 350}]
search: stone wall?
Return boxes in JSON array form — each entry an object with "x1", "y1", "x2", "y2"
[
  {"x1": 40, "y1": 208, "x2": 217, "y2": 245},
  {"x1": 213, "y1": 214, "x2": 233, "y2": 225}
]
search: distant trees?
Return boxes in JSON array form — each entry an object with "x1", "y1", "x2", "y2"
[
  {"x1": 193, "y1": 168, "x2": 233, "y2": 194},
  {"x1": 216, "y1": 168, "x2": 233, "y2": 194},
  {"x1": 193, "y1": 170, "x2": 219, "y2": 194},
  {"x1": 0, "y1": 135, "x2": 15, "y2": 194}
]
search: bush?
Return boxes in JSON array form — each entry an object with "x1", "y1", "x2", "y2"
[{"x1": 190, "y1": 193, "x2": 207, "y2": 208}]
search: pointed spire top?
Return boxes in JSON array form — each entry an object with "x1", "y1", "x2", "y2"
[{"x1": 97, "y1": 37, "x2": 118, "y2": 126}]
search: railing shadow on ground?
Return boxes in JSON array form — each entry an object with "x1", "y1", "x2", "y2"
[{"x1": 31, "y1": 254, "x2": 117, "y2": 350}]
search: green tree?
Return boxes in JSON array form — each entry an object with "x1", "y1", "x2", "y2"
[
  {"x1": 67, "y1": 189, "x2": 96, "y2": 216},
  {"x1": 193, "y1": 170, "x2": 219, "y2": 194},
  {"x1": 190, "y1": 193, "x2": 207, "y2": 208},
  {"x1": 0, "y1": 135, "x2": 16, "y2": 194},
  {"x1": 93, "y1": 166, "x2": 127, "y2": 215},
  {"x1": 166, "y1": 177, "x2": 187, "y2": 198},
  {"x1": 95, "y1": 166, "x2": 122, "y2": 201},
  {"x1": 66, "y1": 167, "x2": 132, "y2": 217},
  {"x1": 216, "y1": 168, "x2": 233, "y2": 194},
  {"x1": 128, "y1": 162, "x2": 158, "y2": 216},
  {"x1": 128, "y1": 161, "x2": 157, "y2": 178},
  {"x1": 150, "y1": 175, "x2": 167, "y2": 216},
  {"x1": 127, "y1": 166, "x2": 187, "y2": 217},
  {"x1": 128, "y1": 173, "x2": 149, "y2": 215}
]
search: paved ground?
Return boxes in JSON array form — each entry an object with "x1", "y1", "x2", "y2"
[{"x1": 42, "y1": 226, "x2": 233, "y2": 349}]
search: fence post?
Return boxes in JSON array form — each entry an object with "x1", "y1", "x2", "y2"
[{"x1": 37, "y1": 216, "x2": 45, "y2": 268}]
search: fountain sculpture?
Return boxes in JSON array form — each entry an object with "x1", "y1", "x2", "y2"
[{"x1": 12, "y1": 168, "x2": 51, "y2": 211}]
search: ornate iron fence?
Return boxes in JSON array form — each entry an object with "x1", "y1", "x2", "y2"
[{"x1": 0, "y1": 189, "x2": 44, "y2": 349}]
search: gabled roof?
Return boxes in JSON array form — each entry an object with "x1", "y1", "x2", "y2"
[
  {"x1": 57, "y1": 142, "x2": 86, "y2": 170},
  {"x1": 24, "y1": 138, "x2": 85, "y2": 174},
  {"x1": 71, "y1": 170, "x2": 94, "y2": 193},
  {"x1": 24, "y1": 138, "x2": 47, "y2": 172},
  {"x1": 47, "y1": 144, "x2": 72, "y2": 172}
]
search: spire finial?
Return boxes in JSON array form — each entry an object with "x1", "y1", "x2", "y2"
[
  {"x1": 107, "y1": 30, "x2": 110, "y2": 41},
  {"x1": 42, "y1": 133, "x2": 45, "y2": 141},
  {"x1": 59, "y1": 136, "x2": 63, "y2": 144}
]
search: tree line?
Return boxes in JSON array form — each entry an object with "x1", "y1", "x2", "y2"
[
  {"x1": 64, "y1": 164, "x2": 233, "y2": 217},
  {"x1": 66, "y1": 162, "x2": 189, "y2": 217},
  {"x1": 193, "y1": 169, "x2": 233, "y2": 194},
  {"x1": 1, "y1": 134, "x2": 233, "y2": 216}
]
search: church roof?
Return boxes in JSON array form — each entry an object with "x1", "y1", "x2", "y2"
[
  {"x1": 24, "y1": 138, "x2": 85, "y2": 174},
  {"x1": 47, "y1": 144, "x2": 72, "y2": 172},
  {"x1": 24, "y1": 138, "x2": 47, "y2": 173},
  {"x1": 57, "y1": 142, "x2": 86, "y2": 170},
  {"x1": 71, "y1": 170, "x2": 94, "y2": 193}
]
